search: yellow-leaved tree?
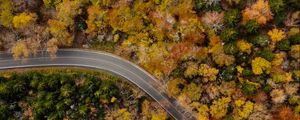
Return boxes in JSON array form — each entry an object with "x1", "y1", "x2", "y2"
[
  {"x1": 196, "y1": 104, "x2": 209, "y2": 120},
  {"x1": 169, "y1": 0, "x2": 195, "y2": 20},
  {"x1": 47, "y1": 19, "x2": 73, "y2": 46},
  {"x1": 182, "y1": 83, "x2": 203, "y2": 101},
  {"x1": 290, "y1": 45, "x2": 300, "y2": 62},
  {"x1": 46, "y1": 0, "x2": 84, "y2": 48},
  {"x1": 107, "y1": 108, "x2": 132, "y2": 120},
  {"x1": 10, "y1": 37, "x2": 41, "y2": 60},
  {"x1": 12, "y1": 12, "x2": 37, "y2": 29},
  {"x1": 141, "y1": 100, "x2": 168, "y2": 120},
  {"x1": 208, "y1": 35, "x2": 235, "y2": 66},
  {"x1": 233, "y1": 100, "x2": 254, "y2": 120},
  {"x1": 251, "y1": 57, "x2": 271, "y2": 75},
  {"x1": 268, "y1": 28, "x2": 286, "y2": 43},
  {"x1": 237, "y1": 39, "x2": 252, "y2": 54},
  {"x1": 55, "y1": 0, "x2": 82, "y2": 26},
  {"x1": 0, "y1": 0, "x2": 13, "y2": 28},
  {"x1": 198, "y1": 64, "x2": 219, "y2": 82},
  {"x1": 210, "y1": 97, "x2": 231, "y2": 119},
  {"x1": 86, "y1": 5, "x2": 108, "y2": 37},
  {"x1": 109, "y1": 5, "x2": 144, "y2": 34},
  {"x1": 11, "y1": 41, "x2": 30, "y2": 60},
  {"x1": 139, "y1": 42, "x2": 176, "y2": 78},
  {"x1": 167, "y1": 78, "x2": 186, "y2": 97},
  {"x1": 184, "y1": 62, "x2": 199, "y2": 78}
]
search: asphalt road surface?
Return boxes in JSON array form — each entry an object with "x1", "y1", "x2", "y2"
[{"x1": 0, "y1": 49, "x2": 195, "y2": 120}]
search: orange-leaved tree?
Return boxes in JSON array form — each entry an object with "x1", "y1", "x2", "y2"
[
  {"x1": 86, "y1": 5, "x2": 108, "y2": 38},
  {"x1": 242, "y1": 0, "x2": 273, "y2": 25},
  {"x1": 108, "y1": 5, "x2": 144, "y2": 34}
]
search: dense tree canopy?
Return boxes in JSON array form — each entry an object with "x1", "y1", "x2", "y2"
[
  {"x1": 0, "y1": 68, "x2": 169, "y2": 119},
  {"x1": 0, "y1": 0, "x2": 299, "y2": 119}
]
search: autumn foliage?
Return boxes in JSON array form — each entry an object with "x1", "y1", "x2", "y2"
[
  {"x1": 11, "y1": 41, "x2": 30, "y2": 60},
  {"x1": 12, "y1": 12, "x2": 37, "y2": 29},
  {"x1": 86, "y1": 5, "x2": 108, "y2": 37},
  {"x1": 0, "y1": 0, "x2": 13, "y2": 28},
  {"x1": 242, "y1": 0, "x2": 273, "y2": 25},
  {"x1": 47, "y1": 19, "x2": 73, "y2": 46},
  {"x1": 0, "y1": 0, "x2": 300, "y2": 119}
]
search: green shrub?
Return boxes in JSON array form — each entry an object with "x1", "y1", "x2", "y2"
[
  {"x1": 269, "y1": 0, "x2": 286, "y2": 25},
  {"x1": 0, "y1": 69, "x2": 118, "y2": 119},
  {"x1": 244, "y1": 20, "x2": 260, "y2": 34},
  {"x1": 0, "y1": 83, "x2": 10, "y2": 98},
  {"x1": 221, "y1": 65, "x2": 237, "y2": 81},
  {"x1": 194, "y1": 0, "x2": 222, "y2": 12},
  {"x1": 289, "y1": 34, "x2": 300, "y2": 44},
  {"x1": 273, "y1": 11, "x2": 287, "y2": 26},
  {"x1": 224, "y1": 42, "x2": 238, "y2": 55},
  {"x1": 241, "y1": 83, "x2": 258, "y2": 96},
  {"x1": 95, "y1": 80, "x2": 119, "y2": 102},
  {"x1": 286, "y1": 0, "x2": 300, "y2": 8},
  {"x1": 242, "y1": 68, "x2": 253, "y2": 77},
  {"x1": 226, "y1": 65, "x2": 236, "y2": 73},
  {"x1": 269, "y1": 0, "x2": 285, "y2": 14},
  {"x1": 48, "y1": 112, "x2": 61, "y2": 120},
  {"x1": 276, "y1": 39, "x2": 290, "y2": 51},
  {"x1": 0, "y1": 76, "x2": 5, "y2": 83},
  {"x1": 236, "y1": 53, "x2": 249, "y2": 63},
  {"x1": 223, "y1": 72, "x2": 235, "y2": 81},
  {"x1": 194, "y1": 0, "x2": 206, "y2": 12},
  {"x1": 77, "y1": 21, "x2": 87, "y2": 31},
  {"x1": 60, "y1": 84, "x2": 75, "y2": 98},
  {"x1": 224, "y1": 9, "x2": 240, "y2": 27},
  {"x1": 263, "y1": 85, "x2": 272, "y2": 93},
  {"x1": 250, "y1": 35, "x2": 270, "y2": 47},
  {"x1": 258, "y1": 49, "x2": 275, "y2": 61},
  {"x1": 0, "y1": 103, "x2": 9, "y2": 119},
  {"x1": 220, "y1": 28, "x2": 239, "y2": 42},
  {"x1": 170, "y1": 66, "x2": 185, "y2": 78}
]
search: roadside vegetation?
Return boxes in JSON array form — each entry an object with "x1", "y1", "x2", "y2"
[
  {"x1": 0, "y1": 68, "x2": 168, "y2": 119},
  {"x1": 0, "y1": 0, "x2": 300, "y2": 119}
]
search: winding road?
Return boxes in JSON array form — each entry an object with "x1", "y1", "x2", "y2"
[{"x1": 0, "y1": 49, "x2": 195, "y2": 120}]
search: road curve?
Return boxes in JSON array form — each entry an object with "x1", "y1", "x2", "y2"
[{"x1": 0, "y1": 49, "x2": 195, "y2": 120}]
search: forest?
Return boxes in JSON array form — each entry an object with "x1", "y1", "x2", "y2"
[
  {"x1": 0, "y1": 68, "x2": 168, "y2": 119},
  {"x1": 0, "y1": 0, "x2": 300, "y2": 120}
]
